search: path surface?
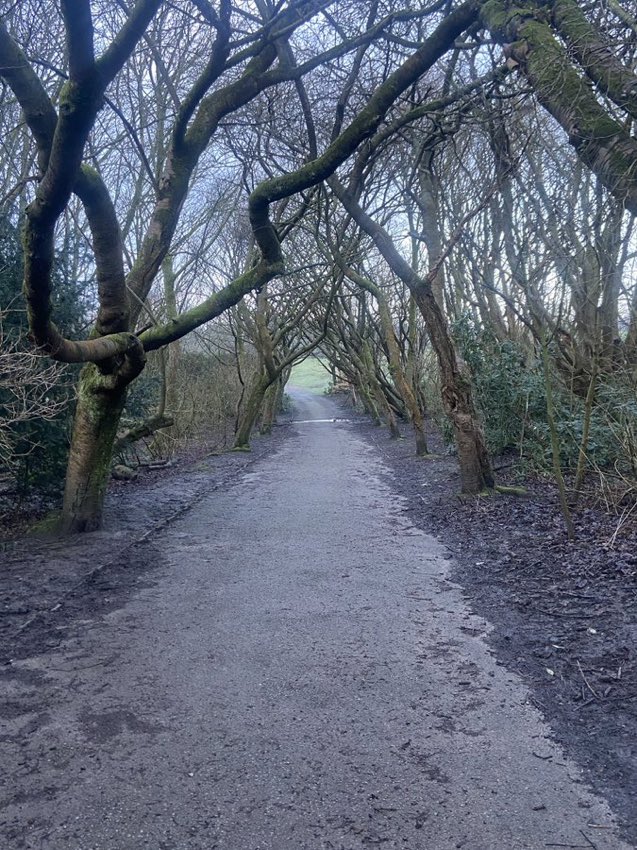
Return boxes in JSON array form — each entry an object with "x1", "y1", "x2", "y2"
[{"x1": 1, "y1": 390, "x2": 631, "y2": 849}]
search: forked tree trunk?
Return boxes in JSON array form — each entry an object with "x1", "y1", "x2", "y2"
[
  {"x1": 357, "y1": 379, "x2": 382, "y2": 425},
  {"x1": 376, "y1": 389, "x2": 401, "y2": 439},
  {"x1": 362, "y1": 343, "x2": 401, "y2": 439},
  {"x1": 61, "y1": 364, "x2": 129, "y2": 533}
]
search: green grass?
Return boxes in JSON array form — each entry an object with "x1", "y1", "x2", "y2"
[{"x1": 288, "y1": 357, "x2": 331, "y2": 394}]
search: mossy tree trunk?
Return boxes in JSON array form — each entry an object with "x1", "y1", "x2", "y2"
[
  {"x1": 412, "y1": 287, "x2": 493, "y2": 492},
  {"x1": 482, "y1": 0, "x2": 637, "y2": 216},
  {"x1": 383, "y1": 318, "x2": 428, "y2": 454},
  {"x1": 361, "y1": 341, "x2": 402, "y2": 439},
  {"x1": 260, "y1": 378, "x2": 282, "y2": 434},
  {"x1": 358, "y1": 381, "x2": 382, "y2": 425},
  {"x1": 62, "y1": 366, "x2": 130, "y2": 533}
]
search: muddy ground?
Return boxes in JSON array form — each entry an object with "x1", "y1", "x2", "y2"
[
  {"x1": 1, "y1": 398, "x2": 635, "y2": 846},
  {"x1": 0, "y1": 436, "x2": 279, "y2": 662}
]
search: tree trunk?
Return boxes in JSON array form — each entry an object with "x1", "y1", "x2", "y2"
[
  {"x1": 151, "y1": 257, "x2": 182, "y2": 456},
  {"x1": 625, "y1": 288, "x2": 637, "y2": 365},
  {"x1": 483, "y1": 0, "x2": 637, "y2": 216},
  {"x1": 260, "y1": 380, "x2": 280, "y2": 434},
  {"x1": 413, "y1": 288, "x2": 494, "y2": 492},
  {"x1": 61, "y1": 364, "x2": 129, "y2": 533},
  {"x1": 357, "y1": 379, "x2": 382, "y2": 424},
  {"x1": 378, "y1": 297, "x2": 428, "y2": 454},
  {"x1": 234, "y1": 372, "x2": 269, "y2": 449},
  {"x1": 276, "y1": 368, "x2": 289, "y2": 411},
  {"x1": 378, "y1": 391, "x2": 402, "y2": 439},
  {"x1": 365, "y1": 354, "x2": 401, "y2": 439},
  {"x1": 405, "y1": 295, "x2": 429, "y2": 456}
]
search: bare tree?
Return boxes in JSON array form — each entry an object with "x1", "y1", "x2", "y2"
[{"x1": 0, "y1": 313, "x2": 72, "y2": 474}]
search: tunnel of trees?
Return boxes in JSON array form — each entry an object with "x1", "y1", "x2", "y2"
[{"x1": 1, "y1": 0, "x2": 637, "y2": 533}]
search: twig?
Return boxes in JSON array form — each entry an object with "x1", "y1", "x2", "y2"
[
  {"x1": 575, "y1": 697, "x2": 596, "y2": 710},
  {"x1": 577, "y1": 660, "x2": 599, "y2": 699},
  {"x1": 580, "y1": 830, "x2": 598, "y2": 850},
  {"x1": 605, "y1": 500, "x2": 637, "y2": 549}
]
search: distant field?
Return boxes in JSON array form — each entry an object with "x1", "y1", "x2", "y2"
[{"x1": 288, "y1": 357, "x2": 331, "y2": 394}]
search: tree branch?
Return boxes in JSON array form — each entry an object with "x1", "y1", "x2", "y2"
[
  {"x1": 61, "y1": 0, "x2": 95, "y2": 83},
  {"x1": 248, "y1": 1, "x2": 480, "y2": 262}
]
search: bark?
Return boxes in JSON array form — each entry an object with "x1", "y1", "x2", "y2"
[
  {"x1": 234, "y1": 372, "x2": 270, "y2": 449},
  {"x1": 345, "y1": 267, "x2": 428, "y2": 454},
  {"x1": 415, "y1": 147, "x2": 445, "y2": 311},
  {"x1": 606, "y1": 0, "x2": 637, "y2": 36},
  {"x1": 413, "y1": 287, "x2": 493, "y2": 492},
  {"x1": 482, "y1": 0, "x2": 637, "y2": 216},
  {"x1": 551, "y1": 0, "x2": 637, "y2": 122},
  {"x1": 382, "y1": 313, "x2": 428, "y2": 454},
  {"x1": 152, "y1": 256, "x2": 182, "y2": 454},
  {"x1": 336, "y1": 332, "x2": 383, "y2": 425},
  {"x1": 540, "y1": 333, "x2": 575, "y2": 540},
  {"x1": 362, "y1": 341, "x2": 402, "y2": 439},
  {"x1": 260, "y1": 379, "x2": 282, "y2": 434},
  {"x1": 358, "y1": 380, "x2": 383, "y2": 425},
  {"x1": 573, "y1": 361, "x2": 597, "y2": 504},
  {"x1": 62, "y1": 367, "x2": 129, "y2": 533},
  {"x1": 625, "y1": 288, "x2": 637, "y2": 364}
]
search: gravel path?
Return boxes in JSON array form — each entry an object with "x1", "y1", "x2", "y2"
[{"x1": 0, "y1": 389, "x2": 631, "y2": 849}]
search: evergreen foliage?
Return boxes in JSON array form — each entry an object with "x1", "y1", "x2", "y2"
[{"x1": 454, "y1": 316, "x2": 637, "y2": 478}]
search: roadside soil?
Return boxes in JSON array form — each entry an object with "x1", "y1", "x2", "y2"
[
  {"x1": 0, "y1": 426, "x2": 236, "y2": 542},
  {"x1": 347, "y1": 403, "x2": 637, "y2": 845}
]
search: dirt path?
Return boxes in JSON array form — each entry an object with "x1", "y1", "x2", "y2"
[{"x1": 1, "y1": 389, "x2": 632, "y2": 849}]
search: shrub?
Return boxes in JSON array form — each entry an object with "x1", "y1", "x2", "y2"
[{"x1": 450, "y1": 316, "x2": 635, "y2": 474}]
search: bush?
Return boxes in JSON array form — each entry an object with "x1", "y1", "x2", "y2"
[
  {"x1": 452, "y1": 316, "x2": 545, "y2": 457},
  {"x1": 451, "y1": 316, "x2": 636, "y2": 475}
]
